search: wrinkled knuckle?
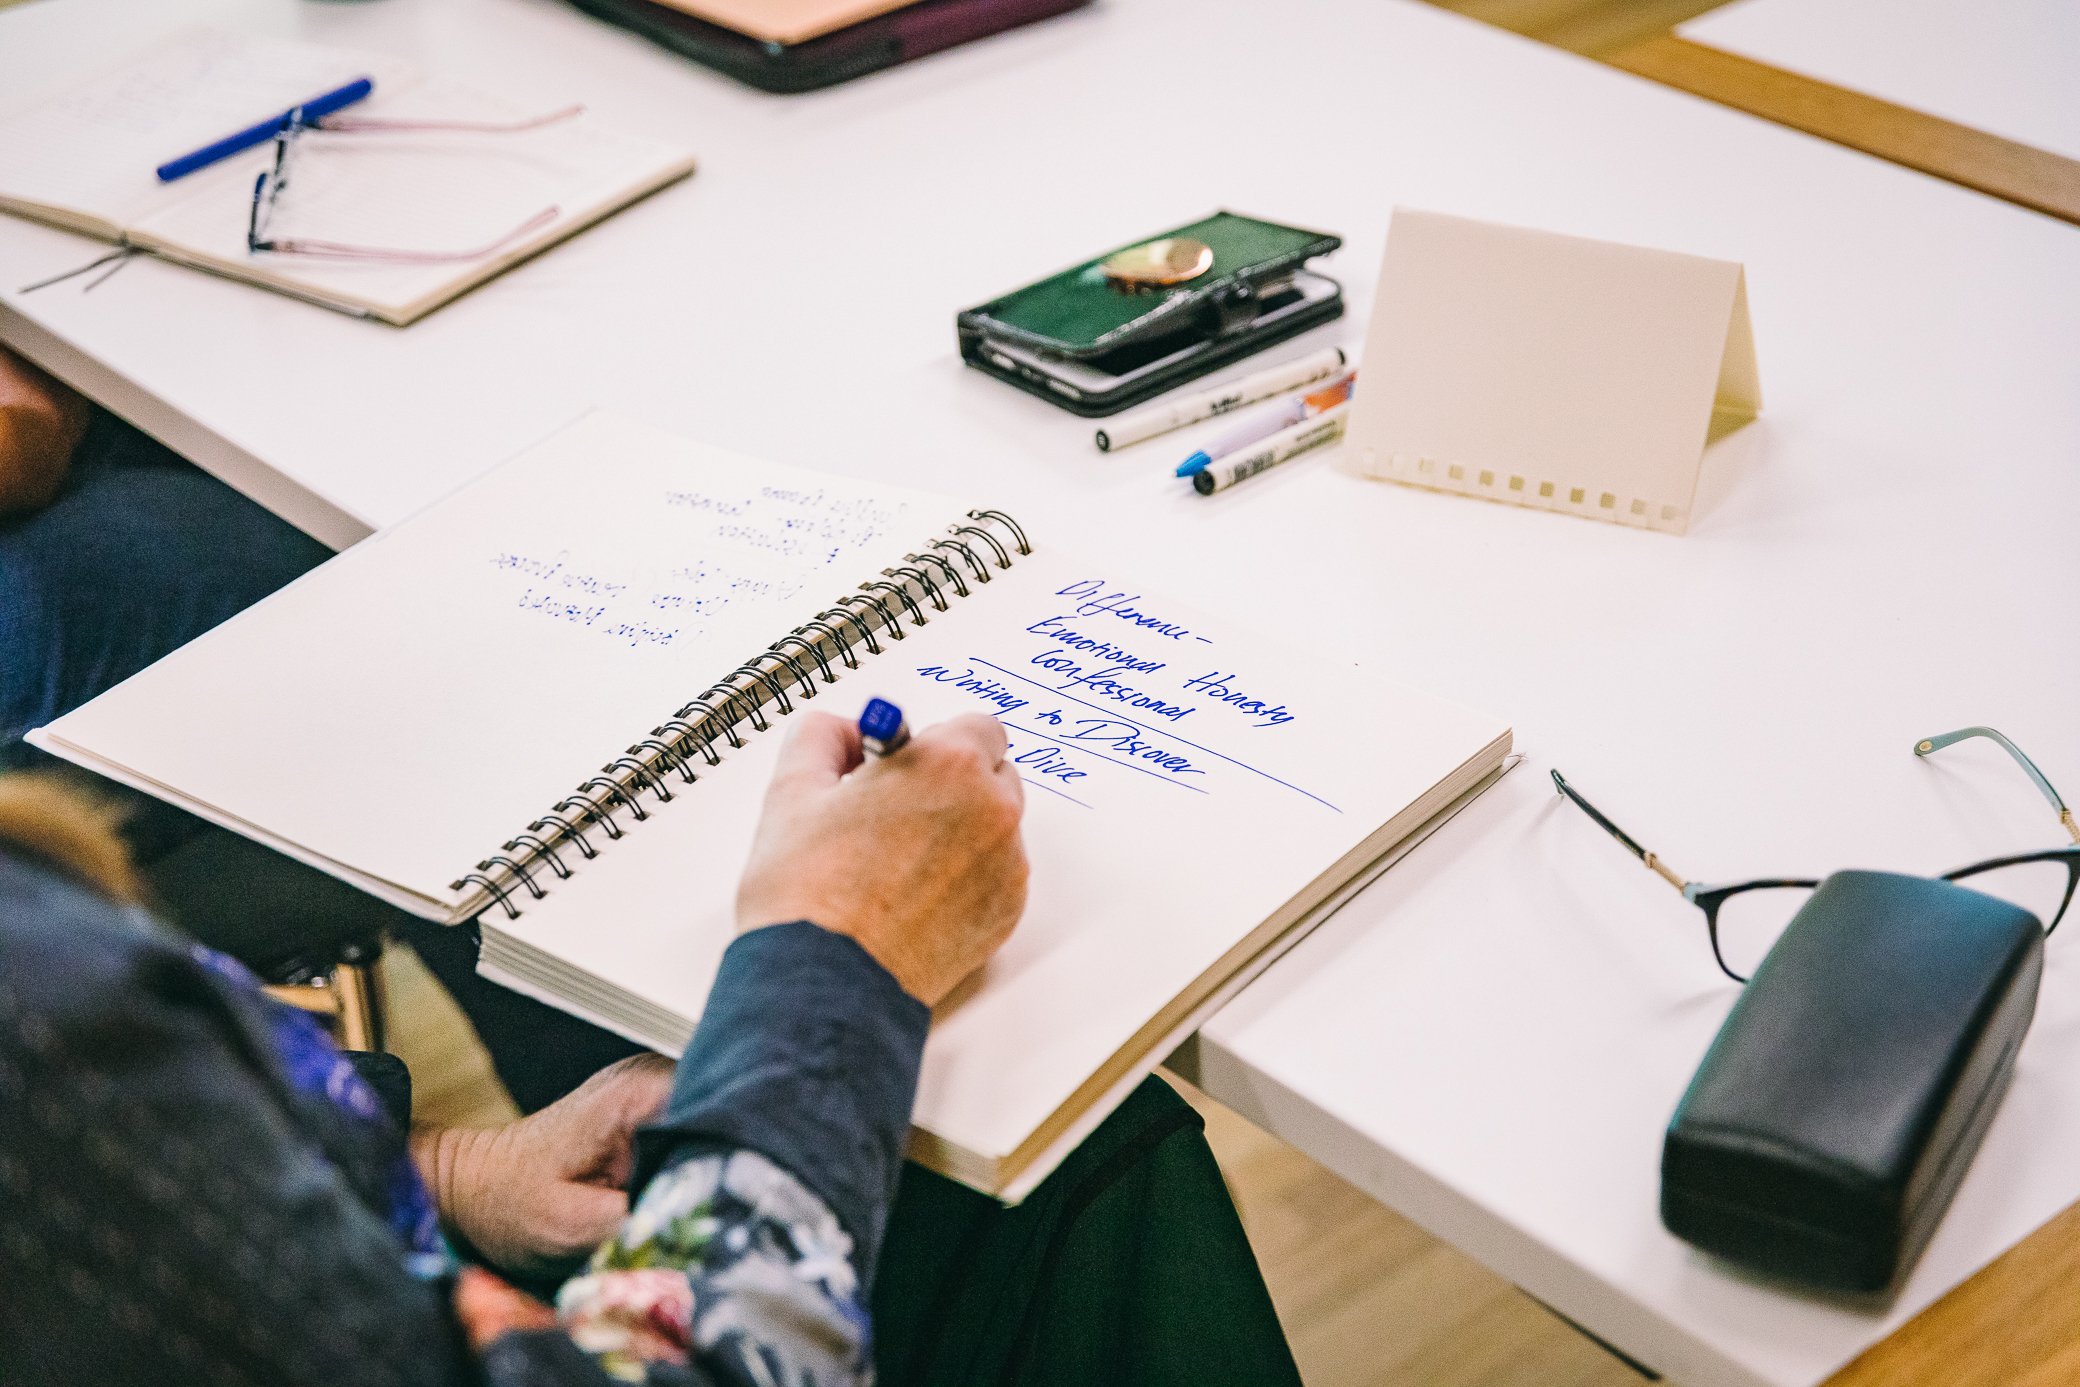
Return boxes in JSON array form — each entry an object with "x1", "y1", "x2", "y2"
[
  {"x1": 912, "y1": 735, "x2": 961, "y2": 769},
  {"x1": 930, "y1": 739, "x2": 991, "y2": 782},
  {"x1": 982, "y1": 792, "x2": 1023, "y2": 840}
]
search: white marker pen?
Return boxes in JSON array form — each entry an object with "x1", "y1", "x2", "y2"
[
  {"x1": 1094, "y1": 346, "x2": 1346, "y2": 452},
  {"x1": 1191, "y1": 404, "x2": 1350, "y2": 495}
]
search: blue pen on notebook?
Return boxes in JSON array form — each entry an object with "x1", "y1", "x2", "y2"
[
  {"x1": 154, "y1": 76, "x2": 376, "y2": 183},
  {"x1": 859, "y1": 698, "x2": 911, "y2": 757}
]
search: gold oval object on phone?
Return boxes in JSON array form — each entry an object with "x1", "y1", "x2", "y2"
[{"x1": 1100, "y1": 236, "x2": 1214, "y2": 289}]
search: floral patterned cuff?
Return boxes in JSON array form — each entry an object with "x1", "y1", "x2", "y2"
[{"x1": 558, "y1": 1149, "x2": 871, "y2": 1385}]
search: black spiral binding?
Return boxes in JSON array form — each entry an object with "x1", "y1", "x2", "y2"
[{"x1": 451, "y1": 510, "x2": 1032, "y2": 919}]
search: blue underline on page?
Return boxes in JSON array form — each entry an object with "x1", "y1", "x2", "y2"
[
  {"x1": 1020, "y1": 776, "x2": 1094, "y2": 809},
  {"x1": 1006, "y1": 722, "x2": 1209, "y2": 794},
  {"x1": 971, "y1": 657, "x2": 1342, "y2": 814}
]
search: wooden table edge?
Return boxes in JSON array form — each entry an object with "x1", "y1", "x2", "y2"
[
  {"x1": 1821, "y1": 1192, "x2": 2080, "y2": 1385},
  {"x1": 1605, "y1": 34, "x2": 2080, "y2": 227}
]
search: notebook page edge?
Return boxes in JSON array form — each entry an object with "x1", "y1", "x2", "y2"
[
  {"x1": 985, "y1": 734, "x2": 1515, "y2": 1199},
  {"x1": 123, "y1": 101, "x2": 698, "y2": 325},
  {"x1": 0, "y1": 197, "x2": 124, "y2": 242},
  {"x1": 22, "y1": 726, "x2": 464, "y2": 922},
  {"x1": 380, "y1": 152, "x2": 699, "y2": 326},
  {"x1": 129, "y1": 152, "x2": 699, "y2": 325},
  {"x1": 478, "y1": 955, "x2": 691, "y2": 1053},
  {"x1": 115, "y1": 237, "x2": 379, "y2": 318}
]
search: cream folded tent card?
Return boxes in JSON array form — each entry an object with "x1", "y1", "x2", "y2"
[{"x1": 1342, "y1": 208, "x2": 1760, "y2": 534}]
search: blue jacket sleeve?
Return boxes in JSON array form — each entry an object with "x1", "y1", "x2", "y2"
[{"x1": 632, "y1": 921, "x2": 930, "y2": 1281}]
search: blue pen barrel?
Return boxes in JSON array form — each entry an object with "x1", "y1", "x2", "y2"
[{"x1": 155, "y1": 76, "x2": 375, "y2": 183}]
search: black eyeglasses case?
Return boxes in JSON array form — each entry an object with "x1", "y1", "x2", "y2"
[{"x1": 1661, "y1": 869, "x2": 2044, "y2": 1297}]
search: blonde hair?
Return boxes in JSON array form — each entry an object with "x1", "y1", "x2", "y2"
[{"x1": 0, "y1": 773, "x2": 142, "y2": 903}]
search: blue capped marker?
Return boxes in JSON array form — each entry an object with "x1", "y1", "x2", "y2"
[
  {"x1": 1172, "y1": 372, "x2": 1356, "y2": 478},
  {"x1": 859, "y1": 697, "x2": 910, "y2": 757}
]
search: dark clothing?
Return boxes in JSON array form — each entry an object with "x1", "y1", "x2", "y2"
[
  {"x1": 0, "y1": 415, "x2": 328, "y2": 700},
  {"x1": 0, "y1": 851, "x2": 472, "y2": 1387},
  {"x1": 0, "y1": 849, "x2": 919, "y2": 1385},
  {"x1": 0, "y1": 411, "x2": 329, "y2": 861},
  {"x1": 0, "y1": 847, "x2": 1303, "y2": 1387},
  {"x1": 874, "y1": 1077, "x2": 1304, "y2": 1387},
  {"x1": 0, "y1": 411, "x2": 328, "y2": 763}
]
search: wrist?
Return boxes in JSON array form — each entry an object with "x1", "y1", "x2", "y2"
[{"x1": 411, "y1": 1124, "x2": 500, "y2": 1227}]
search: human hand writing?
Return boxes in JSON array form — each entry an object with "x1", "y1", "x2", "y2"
[
  {"x1": 736, "y1": 708, "x2": 1029, "y2": 1006},
  {"x1": 411, "y1": 1053, "x2": 674, "y2": 1276}
]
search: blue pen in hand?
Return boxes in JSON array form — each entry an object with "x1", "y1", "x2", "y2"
[
  {"x1": 859, "y1": 698, "x2": 910, "y2": 758},
  {"x1": 155, "y1": 77, "x2": 376, "y2": 183}
]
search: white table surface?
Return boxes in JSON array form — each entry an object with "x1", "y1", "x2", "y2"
[
  {"x1": 4, "y1": 1, "x2": 2080, "y2": 1384},
  {"x1": 1680, "y1": 0, "x2": 2080, "y2": 164}
]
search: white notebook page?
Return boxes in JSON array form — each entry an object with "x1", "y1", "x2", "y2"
[
  {"x1": 127, "y1": 80, "x2": 694, "y2": 317},
  {"x1": 0, "y1": 29, "x2": 400, "y2": 231},
  {"x1": 492, "y1": 551, "x2": 1509, "y2": 1167},
  {"x1": 35, "y1": 415, "x2": 954, "y2": 914}
]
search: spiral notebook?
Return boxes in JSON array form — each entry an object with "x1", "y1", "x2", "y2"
[
  {"x1": 32, "y1": 413, "x2": 1510, "y2": 1197},
  {"x1": 0, "y1": 31, "x2": 698, "y2": 324}
]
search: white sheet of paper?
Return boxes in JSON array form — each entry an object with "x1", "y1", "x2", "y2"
[
  {"x1": 0, "y1": 29, "x2": 401, "y2": 231},
  {"x1": 34, "y1": 414, "x2": 951, "y2": 915},
  {"x1": 127, "y1": 81, "x2": 696, "y2": 320}
]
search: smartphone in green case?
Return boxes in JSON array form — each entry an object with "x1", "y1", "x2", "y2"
[{"x1": 957, "y1": 212, "x2": 1343, "y2": 416}]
